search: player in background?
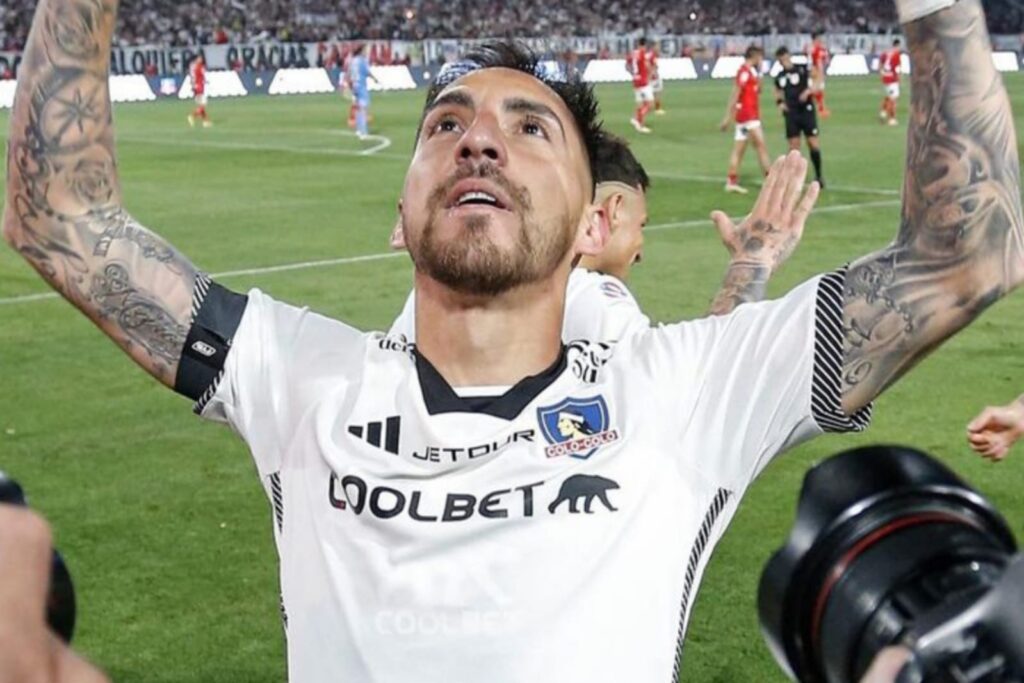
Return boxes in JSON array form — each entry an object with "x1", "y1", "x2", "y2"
[
  {"x1": 720, "y1": 45, "x2": 771, "y2": 194},
  {"x1": 649, "y1": 43, "x2": 666, "y2": 115},
  {"x1": 774, "y1": 47, "x2": 825, "y2": 189},
  {"x1": 968, "y1": 394, "x2": 1024, "y2": 461},
  {"x1": 186, "y1": 54, "x2": 211, "y2": 128},
  {"x1": 339, "y1": 52, "x2": 357, "y2": 129},
  {"x1": 626, "y1": 37, "x2": 654, "y2": 133},
  {"x1": 808, "y1": 30, "x2": 831, "y2": 118},
  {"x1": 347, "y1": 44, "x2": 378, "y2": 139},
  {"x1": 879, "y1": 38, "x2": 903, "y2": 126}
]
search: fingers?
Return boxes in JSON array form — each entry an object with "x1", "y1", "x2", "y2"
[
  {"x1": 792, "y1": 180, "x2": 821, "y2": 231},
  {"x1": 710, "y1": 210, "x2": 734, "y2": 245},
  {"x1": 754, "y1": 155, "x2": 787, "y2": 216},
  {"x1": 860, "y1": 646, "x2": 913, "y2": 683},
  {"x1": 967, "y1": 407, "x2": 1000, "y2": 432},
  {"x1": 782, "y1": 152, "x2": 809, "y2": 219}
]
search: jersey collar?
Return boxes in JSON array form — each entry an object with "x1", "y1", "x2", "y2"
[{"x1": 414, "y1": 345, "x2": 568, "y2": 419}]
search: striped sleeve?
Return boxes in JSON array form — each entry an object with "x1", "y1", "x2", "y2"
[{"x1": 810, "y1": 268, "x2": 873, "y2": 433}]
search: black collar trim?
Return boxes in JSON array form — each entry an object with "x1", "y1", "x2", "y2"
[{"x1": 414, "y1": 345, "x2": 568, "y2": 419}]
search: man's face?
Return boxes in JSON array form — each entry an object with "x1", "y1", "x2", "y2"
[
  {"x1": 780, "y1": 54, "x2": 793, "y2": 69},
  {"x1": 400, "y1": 68, "x2": 595, "y2": 296},
  {"x1": 589, "y1": 182, "x2": 647, "y2": 282}
]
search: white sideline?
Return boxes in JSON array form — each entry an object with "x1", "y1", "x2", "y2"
[{"x1": 0, "y1": 198, "x2": 899, "y2": 307}]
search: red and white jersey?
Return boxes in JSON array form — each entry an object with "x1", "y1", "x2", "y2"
[
  {"x1": 809, "y1": 42, "x2": 829, "y2": 72},
  {"x1": 627, "y1": 47, "x2": 651, "y2": 88},
  {"x1": 880, "y1": 49, "x2": 902, "y2": 85},
  {"x1": 735, "y1": 63, "x2": 761, "y2": 124},
  {"x1": 190, "y1": 60, "x2": 206, "y2": 95}
]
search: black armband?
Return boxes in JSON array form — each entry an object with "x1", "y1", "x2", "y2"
[
  {"x1": 174, "y1": 275, "x2": 249, "y2": 401},
  {"x1": 776, "y1": 97, "x2": 784, "y2": 105}
]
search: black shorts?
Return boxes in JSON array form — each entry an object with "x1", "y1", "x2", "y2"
[{"x1": 785, "y1": 105, "x2": 819, "y2": 139}]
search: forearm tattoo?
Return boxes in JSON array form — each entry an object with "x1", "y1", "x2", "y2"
[
  {"x1": 3, "y1": 0, "x2": 197, "y2": 386},
  {"x1": 708, "y1": 261, "x2": 771, "y2": 317},
  {"x1": 841, "y1": 0, "x2": 1024, "y2": 412}
]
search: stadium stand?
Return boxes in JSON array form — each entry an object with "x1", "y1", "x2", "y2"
[{"x1": 2, "y1": 0, "x2": 1022, "y2": 52}]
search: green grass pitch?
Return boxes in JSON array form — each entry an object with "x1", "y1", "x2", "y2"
[{"x1": 1, "y1": 75, "x2": 1023, "y2": 682}]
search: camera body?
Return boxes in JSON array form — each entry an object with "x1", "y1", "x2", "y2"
[{"x1": 759, "y1": 446, "x2": 1024, "y2": 683}]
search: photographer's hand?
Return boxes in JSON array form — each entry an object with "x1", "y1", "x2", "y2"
[
  {"x1": 860, "y1": 647, "x2": 913, "y2": 683},
  {"x1": 967, "y1": 395, "x2": 1024, "y2": 461},
  {"x1": 0, "y1": 506, "x2": 108, "y2": 683}
]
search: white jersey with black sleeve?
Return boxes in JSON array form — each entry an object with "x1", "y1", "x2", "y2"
[
  {"x1": 190, "y1": 269, "x2": 871, "y2": 683},
  {"x1": 389, "y1": 268, "x2": 651, "y2": 343}
]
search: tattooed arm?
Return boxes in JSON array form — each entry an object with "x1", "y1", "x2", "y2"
[
  {"x1": 840, "y1": 0, "x2": 1024, "y2": 413},
  {"x1": 2, "y1": 0, "x2": 198, "y2": 389},
  {"x1": 707, "y1": 155, "x2": 819, "y2": 316}
]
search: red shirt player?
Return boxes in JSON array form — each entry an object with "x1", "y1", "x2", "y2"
[
  {"x1": 626, "y1": 37, "x2": 654, "y2": 133},
  {"x1": 808, "y1": 31, "x2": 830, "y2": 117},
  {"x1": 187, "y1": 55, "x2": 211, "y2": 128},
  {"x1": 720, "y1": 45, "x2": 771, "y2": 193},
  {"x1": 879, "y1": 38, "x2": 903, "y2": 126}
]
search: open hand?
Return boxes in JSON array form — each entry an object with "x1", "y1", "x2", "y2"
[
  {"x1": 710, "y1": 151, "x2": 820, "y2": 274},
  {"x1": 967, "y1": 397, "x2": 1024, "y2": 461}
]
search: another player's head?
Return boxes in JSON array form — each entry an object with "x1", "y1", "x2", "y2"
[
  {"x1": 579, "y1": 134, "x2": 649, "y2": 282},
  {"x1": 638, "y1": 37, "x2": 648, "y2": 48},
  {"x1": 812, "y1": 30, "x2": 824, "y2": 45},
  {"x1": 353, "y1": 44, "x2": 365, "y2": 57},
  {"x1": 892, "y1": 38, "x2": 902, "y2": 49},
  {"x1": 775, "y1": 46, "x2": 793, "y2": 69},
  {"x1": 745, "y1": 45, "x2": 764, "y2": 67},
  {"x1": 401, "y1": 42, "x2": 606, "y2": 297}
]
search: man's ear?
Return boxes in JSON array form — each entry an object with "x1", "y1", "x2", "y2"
[
  {"x1": 390, "y1": 200, "x2": 407, "y2": 251},
  {"x1": 575, "y1": 201, "x2": 611, "y2": 258}
]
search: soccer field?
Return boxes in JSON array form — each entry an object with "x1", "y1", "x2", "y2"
[{"x1": 1, "y1": 74, "x2": 1023, "y2": 682}]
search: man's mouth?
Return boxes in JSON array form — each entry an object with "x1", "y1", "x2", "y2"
[{"x1": 445, "y1": 179, "x2": 513, "y2": 212}]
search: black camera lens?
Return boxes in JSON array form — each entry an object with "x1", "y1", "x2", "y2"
[{"x1": 758, "y1": 445, "x2": 1017, "y2": 683}]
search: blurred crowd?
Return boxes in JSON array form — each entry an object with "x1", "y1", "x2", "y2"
[{"x1": 2, "y1": 0, "x2": 1021, "y2": 51}]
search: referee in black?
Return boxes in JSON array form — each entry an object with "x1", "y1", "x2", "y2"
[{"x1": 774, "y1": 46, "x2": 825, "y2": 189}]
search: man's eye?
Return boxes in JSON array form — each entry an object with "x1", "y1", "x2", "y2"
[
  {"x1": 522, "y1": 118, "x2": 549, "y2": 138},
  {"x1": 433, "y1": 118, "x2": 460, "y2": 135}
]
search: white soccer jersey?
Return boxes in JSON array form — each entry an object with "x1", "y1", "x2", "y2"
[
  {"x1": 198, "y1": 269, "x2": 870, "y2": 683},
  {"x1": 389, "y1": 268, "x2": 651, "y2": 343}
]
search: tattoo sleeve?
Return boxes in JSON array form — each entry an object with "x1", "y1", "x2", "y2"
[
  {"x1": 707, "y1": 261, "x2": 771, "y2": 316},
  {"x1": 840, "y1": 0, "x2": 1024, "y2": 413},
  {"x1": 2, "y1": 0, "x2": 199, "y2": 388}
]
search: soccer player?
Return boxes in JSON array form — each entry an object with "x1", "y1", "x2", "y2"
[
  {"x1": 808, "y1": 30, "x2": 831, "y2": 117},
  {"x1": 649, "y1": 43, "x2": 666, "y2": 115},
  {"x1": 347, "y1": 44, "x2": 378, "y2": 139},
  {"x1": 720, "y1": 45, "x2": 772, "y2": 194},
  {"x1": 6, "y1": 3, "x2": 1023, "y2": 682},
  {"x1": 774, "y1": 46, "x2": 825, "y2": 188},
  {"x1": 186, "y1": 54, "x2": 211, "y2": 128},
  {"x1": 967, "y1": 394, "x2": 1024, "y2": 461},
  {"x1": 626, "y1": 37, "x2": 654, "y2": 133},
  {"x1": 879, "y1": 38, "x2": 904, "y2": 126}
]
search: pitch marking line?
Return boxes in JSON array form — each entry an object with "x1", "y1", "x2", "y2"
[
  {"x1": 649, "y1": 171, "x2": 901, "y2": 197},
  {"x1": 0, "y1": 199, "x2": 898, "y2": 307}
]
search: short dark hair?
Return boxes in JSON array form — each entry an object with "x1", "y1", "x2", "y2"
[
  {"x1": 745, "y1": 45, "x2": 763, "y2": 59},
  {"x1": 812, "y1": 30, "x2": 824, "y2": 39},
  {"x1": 775, "y1": 46, "x2": 790, "y2": 58},
  {"x1": 421, "y1": 42, "x2": 603, "y2": 186},
  {"x1": 893, "y1": 38, "x2": 902, "y2": 47},
  {"x1": 638, "y1": 36, "x2": 648, "y2": 46},
  {"x1": 591, "y1": 133, "x2": 649, "y2": 192}
]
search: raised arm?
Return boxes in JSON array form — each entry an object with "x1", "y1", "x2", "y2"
[
  {"x1": 840, "y1": 0, "x2": 1024, "y2": 413},
  {"x1": 707, "y1": 154, "x2": 819, "y2": 316},
  {"x1": 2, "y1": 0, "x2": 199, "y2": 388}
]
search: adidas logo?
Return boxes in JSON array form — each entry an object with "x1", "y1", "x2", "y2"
[{"x1": 348, "y1": 417, "x2": 401, "y2": 455}]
